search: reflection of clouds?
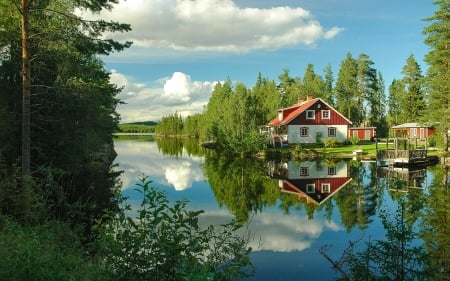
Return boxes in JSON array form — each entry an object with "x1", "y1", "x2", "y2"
[
  {"x1": 200, "y1": 210, "x2": 342, "y2": 253},
  {"x1": 114, "y1": 140, "x2": 204, "y2": 190},
  {"x1": 165, "y1": 161, "x2": 204, "y2": 191}
]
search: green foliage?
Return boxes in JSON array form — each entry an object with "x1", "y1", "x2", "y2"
[
  {"x1": 324, "y1": 137, "x2": 338, "y2": 148},
  {"x1": 98, "y1": 176, "x2": 253, "y2": 281},
  {"x1": 118, "y1": 123, "x2": 156, "y2": 133},
  {"x1": 155, "y1": 112, "x2": 184, "y2": 136},
  {"x1": 0, "y1": 219, "x2": 111, "y2": 281},
  {"x1": 321, "y1": 200, "x2": 427, "y2": 281},
  {"x1": 204, "y1": 153, "x2": 279, "y2": 223},
  {"x1": 349, "y1": 136, "x2": 360, "y2": 146},
  {"x1": 423, "y1": 0, "x2": 450, "y2": 151}
]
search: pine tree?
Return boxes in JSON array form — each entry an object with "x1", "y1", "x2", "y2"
[
  {"x1": 423, "y1": 0, "x2": 450, "y2": 152},
  {"x1": 400, "y1": 54, "x2": 426, "y2": 122}
]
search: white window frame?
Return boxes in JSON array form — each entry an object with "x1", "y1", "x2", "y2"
[
  {"x1": 328, "y1": 127, "x2": 336, "y2": 137},
  {"x1": 300, "y1": 167, "x2": 309, "y2": 176},
  {"x1": 306, "y1": 184, "x2": 315, "y2": 193},
  {"x1": 321, "y1": 183, "x2": 331, "y2": 193},
  {"x1": 322, "y1": 110, "x2": 330, "y2": 119},
  {"x1": 328, "y1": 167, "x2": 336, "y2": 175},
  {"x1": 300, "y1": 127, "x2": 309, "y2": 137},
  {"x1": 306, "y1": 110, "x2": 315, "y2": 119}
]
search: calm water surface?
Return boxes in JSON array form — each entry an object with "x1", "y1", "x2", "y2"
[{"x1": 113, "y1": 137, "x2": 444, "y2": 281}]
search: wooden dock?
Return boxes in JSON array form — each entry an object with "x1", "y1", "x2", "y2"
[{"x1": 375, "y1": 137, "x2": 435, "y2": 167}]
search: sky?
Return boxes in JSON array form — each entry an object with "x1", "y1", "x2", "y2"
[{"x1": 82, "y1": 0, "x2": 436, "y2": 123}]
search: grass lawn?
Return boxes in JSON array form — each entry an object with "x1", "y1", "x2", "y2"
[{"x1": 284, "y1": 142, "x2": 442, "y2": 159}]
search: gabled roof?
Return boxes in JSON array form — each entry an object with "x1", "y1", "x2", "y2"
[{"x1": 267, "y1": 98, "x2": 352, "y2": 126}]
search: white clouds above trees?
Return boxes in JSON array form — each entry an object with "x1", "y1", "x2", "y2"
[
  {"x1": 82, "y1": 0, "x2": 343, "y2": 52},
  {"x1": 111, "y1": 70, "x2": 216, "y2": 122}
]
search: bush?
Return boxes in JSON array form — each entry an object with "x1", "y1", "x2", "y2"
[
  {"x1": 349, "y1": 136, "x2": 360, "y2": 146},
  {"x1": 98, "y1": 176, "x2": 253, "y2": 281},
  {"x1": 0, "y1": 219, "x2": 110, "y2": 281},
  {"x1": 324, "y1": 137, "x2": 338, "y2": 148}
]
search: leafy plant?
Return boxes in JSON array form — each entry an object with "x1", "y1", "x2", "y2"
[
  {"x1": 0, "y1": 219, "x2": 110, "y2": 281},
  {"x1": 98, "y1": 175, "x2": 253, "y2": 281},
  {"x1": 324, "y1": 137, "x2": 338, "y2": 148}
]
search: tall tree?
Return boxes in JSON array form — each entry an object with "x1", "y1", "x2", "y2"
[
  {"x1": 423, "y1": 0, "x2": 450, "y2": 152},
  {"x1": 388, "y1": 79, "x2": 404, "y2": 127},
  {"x1": 356, "y1": 53, "x2": 377, "y2": 126},
  {"x1": 12, "y1": 0, "x2": 131, "y2": 176},
  {"x1": 335, "y1": 52, "x2": 358, "y2": 123},
  {"x1": 324, "y1": 63, "x2": 335, "y2": 105},
  {"x1": 372, "y1": 71, "x2": 388, "y2": 137},
  {"x1": 302, "y1": 63, "x2": 327, "y2": 100},
  {"x1": 400, "y1": 54, "x2": 426, "y2": 122},
  {"x1": 277, "y1": 68, "x2": 302, "y2": 107}
]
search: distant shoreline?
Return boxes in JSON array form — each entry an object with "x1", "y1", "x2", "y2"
[{"x1": 113, "y1": 133, "x2": 155, "y2": 136}]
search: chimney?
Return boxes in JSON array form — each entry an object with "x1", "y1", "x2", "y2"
[
  {"x1": 307, "y1": 94, "x2": 313, "y2": 101},
  {"x1": 297, "y1": 97, "x2": 304, "y2": 104}
]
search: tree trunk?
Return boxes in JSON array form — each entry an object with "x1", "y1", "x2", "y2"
[{"x1": 21, "y1": 0, "x2": 31, "y2": 176}]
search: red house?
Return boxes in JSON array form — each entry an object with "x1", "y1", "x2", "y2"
[
  {"x1": 264, "y1": 95, "x2": 352, "y2": 147},
  {"x1": 391, "y1": 123, "x2": 436, "y2": 139},
  {"x1": 348, "y1": 127, "x2": 376, "y2": 141}
]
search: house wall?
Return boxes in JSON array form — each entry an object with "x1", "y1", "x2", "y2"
[
  {"x1": 393, "y1": 127, "x2": 436, "y2": 138},
  {"x1": 287, "y1": 125, "x2": 348, "y2": 144},
  {"x1": 288, "y1": 100, "x2": 350, "y2": 126},
  {"x1": 348, "y1": 128, "x2": 375, "y2": 140}
]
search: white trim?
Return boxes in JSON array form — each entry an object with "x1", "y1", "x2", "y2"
[
  {"x1": 306, "y1": 110, "x2": 315, "y2": 119},
  {"x1": 321, "y1": 183, "x2": 331, "y2": 193},
  {"x1": 322, "y1": 110, "x2": 330, "y2": 120},
  {"x1": 306, "y1": 183, "x2": 315, "y2": 193}
]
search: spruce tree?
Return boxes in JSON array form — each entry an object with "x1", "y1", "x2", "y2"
[{"x1": 423, "y1": 0, "x2": 449, "y2": 152}]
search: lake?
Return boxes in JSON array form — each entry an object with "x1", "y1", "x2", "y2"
[{"x1": 113, "y1": 137, "x2": 448, "y2": 281}]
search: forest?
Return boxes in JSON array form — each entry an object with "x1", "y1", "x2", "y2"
[
  {"x1": 0, "y1": 0, "x2": 448, "y2": 280},
  {"x1": 156, "y1": 0, "x2": 449, "y2": 155}
]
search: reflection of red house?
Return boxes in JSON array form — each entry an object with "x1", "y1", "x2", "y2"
[
  {"x1": 279, "y1": 177, "x2": 352, "y2": 205},
  {"x1": 391, "y1": 123, "x2": 436, "y2": 139},
  {"x1": 267, "y1": 160, "x2": 352, "y2": 205},
  {"x1": 348, "y1": 127, "x2": 376, "y2": 141}
]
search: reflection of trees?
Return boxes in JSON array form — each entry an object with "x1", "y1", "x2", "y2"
[
  {"x1": 419, "y1": 164, "x2": 450, "y2": 280},
  {"x1": 155, "y1": 138, "x2": 204, "y2": 158},
  {"x1": 321, "y1": 199, "x2": 428, "y2": 281},
  {"x1": 377, "y1": 166, "x2": 428, "y2": 229},
  {"x1": 334, "y1": 161, "x2": 377, "y2": 231},
  {"x1": 203, "y1": 152, "x2": 278, "y2": 223}
]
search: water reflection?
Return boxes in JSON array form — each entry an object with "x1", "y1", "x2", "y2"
[
  {"x1": 114, "y1": 138, "x2": 205, "y2": 191},
  {"x1": 267, "y1": 159, "x2": 352, "y2": 205},
  {"x1": 113, "y1": 137, "x2": 450, "y2": 281}
]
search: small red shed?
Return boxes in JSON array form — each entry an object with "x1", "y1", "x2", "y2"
[{"x1": 348, "y1": 127, "x2": 376, "y2": 141}]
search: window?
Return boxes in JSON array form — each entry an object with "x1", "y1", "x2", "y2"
[
  {"x1": 321, "y1": 183, "x2": 331, "y2": 193},
  {"x1": 306, "y1": 184, "x2": 315, "y2": 193},
  {"x1": 300, "y1": 167, "x2": 309, "y2": 176},
  {"x1": 322, "y1": 110, "x2": 330, "y2": 119},
  {"x1": 306, "y1": 110, "x2": 315, "y2": 119},
  {"x1": 353, "y1": 130, "x2": 358, "y2": 137},
  {"x1": 328, "y1": 167, "x2": 336, "y2": 175},
  {"x1": 328, "y1": 127, "x2": 336, "y2": 137},
  {"x1": 300, "y1": 127, "x2": 309, "y2": 137}
]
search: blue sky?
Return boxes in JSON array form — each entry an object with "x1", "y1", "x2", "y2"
[{"x1": 84, "y1": 0, "x2": 436, "y2": 123}]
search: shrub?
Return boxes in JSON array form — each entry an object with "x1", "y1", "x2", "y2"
[
  {"x1": 98, "y1": 176, "x2": 253, "y2": 281},
  {"x1": 0, "y1": 219, "x2": 110, "y2": 281},
  {"x1": 324, "y1": 137, "x2": 338, "y2": 148},
  {"x1": 349, "y1": 136, "x2": 360, "y2": 146}
]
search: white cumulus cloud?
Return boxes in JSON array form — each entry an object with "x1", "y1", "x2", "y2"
[
  {"x1": 81, "y1": 0, "x2": 343, "y2": 53},
  {"x1": 109, "y1": 70, "x2": 217, "y2": 122}
]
